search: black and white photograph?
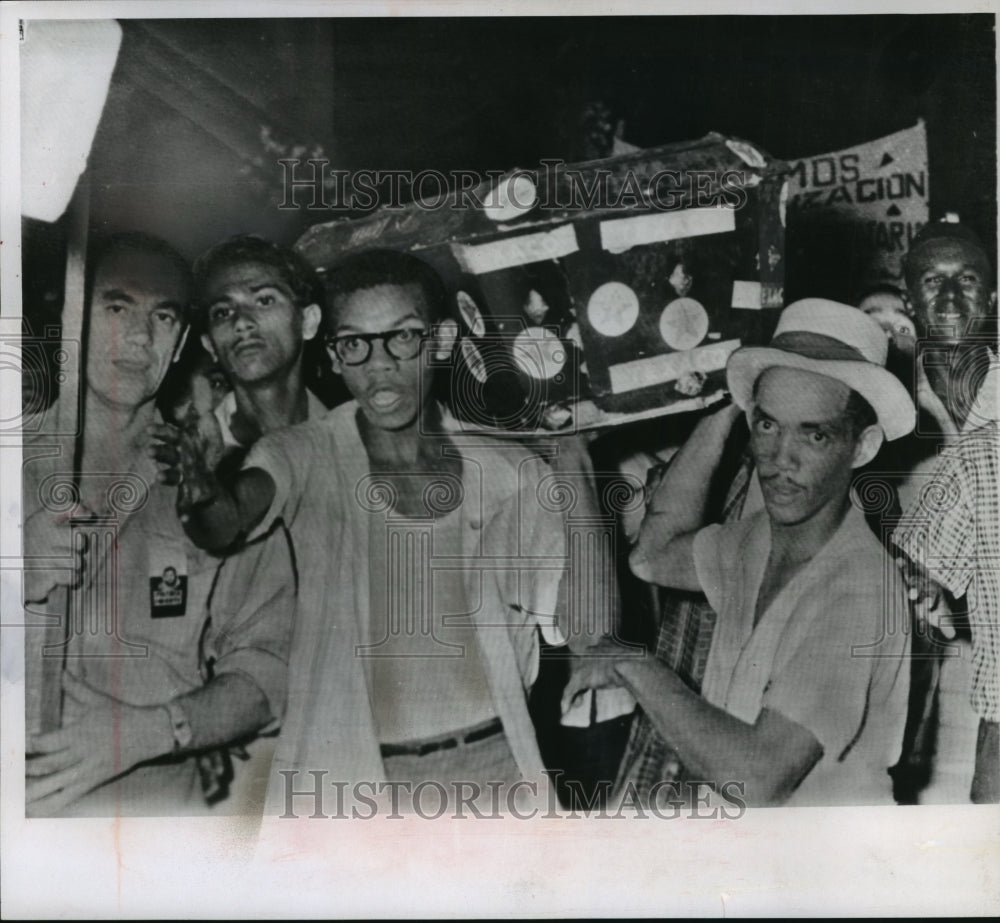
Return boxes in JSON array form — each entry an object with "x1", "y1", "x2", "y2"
[{"x1": 2, "y1": 0, "x2": 998, "y2": 916}]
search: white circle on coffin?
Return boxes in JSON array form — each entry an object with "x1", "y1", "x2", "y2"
[
  {"x1": 483, "y1": 174, "x2": 538, "y2": 222},
  {"x1": 456, "y1": 290, "x2": 486, "y2": 337},
  {"x1": 587, "y1": 281, "x2": 640, "y2": 337},
  {"x1": 659, "y1": 297, "x2": 709, "y2": 351},
  {"x1": 511, "y1": 327, "x2": 566, "y2": 380}
]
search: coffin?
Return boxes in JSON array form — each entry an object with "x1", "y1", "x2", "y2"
[{"x1": 296, "y1": 132, "x2": 788, "y2": 432}]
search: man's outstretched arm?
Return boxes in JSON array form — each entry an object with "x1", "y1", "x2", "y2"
[
  {"x1": 181, "y1": 466, "x2": 275, "y2": 553},
  {"x1": 149, "y1": 421, "x2": 275, "y2": 552},
  {"x1": 615, "y1": 657, "x2": 822, "y2": 806},
  {"x1": 629, "y1": 401, "x2": 743, "y2": 590}
]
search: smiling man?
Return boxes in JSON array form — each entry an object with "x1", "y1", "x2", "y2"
[
  {"x1": 904, "y1": 222, "x2": 997, "y2": 429},
  {"x1": 568, "y1": 300, "x2": 917, "y2": 807},
  {"x1": 906, "y1": 223, "x2": 995, "y2": 345},
  {"x1": 890, "y1": 223, "x2": 1000, "y2": 803}
]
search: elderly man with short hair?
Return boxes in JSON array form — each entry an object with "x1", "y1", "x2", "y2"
[{"x1": 23, "y1": 233, "x2": 296, "y2": 816}]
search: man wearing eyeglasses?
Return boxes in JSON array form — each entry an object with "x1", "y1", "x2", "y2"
[{"x1": 171, "y1": 249, "x2": 599, "y2": 815}]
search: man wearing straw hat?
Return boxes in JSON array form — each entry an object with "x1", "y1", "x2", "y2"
[{"x1": 565, "y1": 299, "x2": 916, "y2": 807}]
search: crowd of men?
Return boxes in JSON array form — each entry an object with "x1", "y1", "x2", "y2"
[{"x1": 21, "y1": 217, "x2": 999, "y2": 816}]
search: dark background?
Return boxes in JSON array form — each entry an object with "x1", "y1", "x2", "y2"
[
  {"x1": 86, "y1": 15, "x2": 997, "y2": 256},
  {"x1": 23, "y1": 14, "x2": 997, "y2": 352}
]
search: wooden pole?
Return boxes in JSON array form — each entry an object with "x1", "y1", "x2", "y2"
[{"x1": 25, "y1": 179, "x2": 90, "y2": 736}]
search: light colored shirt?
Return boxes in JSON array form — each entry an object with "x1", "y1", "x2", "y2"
[
  {"x1": 244, "y1": 401, "x2": 573, "y2": 812},
  {"x1": 365, "y1": 501, "x2": 497, "y2": 742},
  {"x1": 214, "y1": 388, "x2": 328, "y2": 451},
  {"x1": 22, "y1": 402, "x2": 296, "y2": 814},
  {"x1": 693, "y1": 505, "x2": 911, "y2": 806}
]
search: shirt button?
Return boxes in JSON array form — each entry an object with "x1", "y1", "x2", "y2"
[{"x1": 469, "y1": 518, "x2": 482, "y2": 530}]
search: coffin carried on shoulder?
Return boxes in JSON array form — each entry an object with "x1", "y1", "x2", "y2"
[{"x1": 296, "y1": 132, "x2": 789, "y2": 432}]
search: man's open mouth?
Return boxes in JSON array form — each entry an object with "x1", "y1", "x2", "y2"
[{"x1": 368, "y1": 388, "x2": 404, "y2": 411}]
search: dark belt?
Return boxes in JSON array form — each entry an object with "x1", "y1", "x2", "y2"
[{"x1": 380, "y1": 717, "x2": 503, "y2": 759}]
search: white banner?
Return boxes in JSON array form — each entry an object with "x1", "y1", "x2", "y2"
[{"x1": 787, "y1": 121, "x2": 929, "y2": 288}]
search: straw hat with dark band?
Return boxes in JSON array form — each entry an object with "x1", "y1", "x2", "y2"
[{"x1": 726, "y1": 299, "x2": 916, "y2": 442}]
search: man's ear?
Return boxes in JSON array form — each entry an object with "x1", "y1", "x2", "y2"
[
  {"x1": 852, "y1": 424, "x2": 884, "y2": 469},
  {"x1": 432, "y1": 318, "x2": 459, "y2": 361},
  {"x1": 990, "y1": 290, "x2": 997, "y2": 312},
  {"x1": 200, "y1": 333, "x2": 217, "y2": 362},
  {"x1": 301, "y1": 303, "x2": 322, "y2": 341}
]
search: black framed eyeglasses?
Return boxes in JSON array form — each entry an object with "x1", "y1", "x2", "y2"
[{"x1": 325, "y1": 327, "x2": 429, "y2": 366}]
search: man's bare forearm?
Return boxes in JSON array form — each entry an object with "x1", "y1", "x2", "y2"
[
  {"x1": 111, "y1": 674, "x2": 274, "y2": 768},
  {"x1": 181, "y1": 468, "x2": 274, "y2": 553},
  {"x1": 630, "y1": 402, "x2": 742, "y2": 588},
  {"x1": 173, "y1": 672, "x2": 274, "y2": 752},
  {"x1": 26, "y1": 672, "x2": 278, "y2": 811},
  {"x1": 181, "y1": 484, "x2": 246, "y2": 553},
  {"x1": 615, "y1": 658, "x2": 821, "y2": 806},
  {"x1": 634, "y1": 403, "x2": 742, "y2": 555}
]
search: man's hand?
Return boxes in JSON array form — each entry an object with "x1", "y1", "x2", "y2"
[
  {"x1": 148, "y1": 407, "x2": 225, "y2": 515},
  {"x1": 22, "y1": 507, "x2": 94, "y2": 603},
  {"x1": 895, "y1": 555, "x2": 957, "y2": 639},
  {"x1": 25, "y1": 673, "x2": 171, "y2": 816},
  {"x1": 560, "y1": 636, "x2": 638, "y2": 716}
]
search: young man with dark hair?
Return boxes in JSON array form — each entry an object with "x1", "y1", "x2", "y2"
[
  {"x1": 152, "y1": 234, "x2": 329, "y2": 488},
  {"x1": 193, "y1": 234, "x2": 326, "y2": 452},
  {"x1": 169, "y1": 248, "x2": 604, "y2": 814},
  {"x1": 567, "y1": 300, "x2": 916, "y2": 807},
  {"x1": 323, "y1": 245, "x2": 449, "y2": 319},
  {"x1": 149, "y1": 233, "x2": 333, "y2": 809}
]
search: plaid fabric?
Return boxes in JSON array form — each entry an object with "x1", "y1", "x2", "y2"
[
  {"x1": 893, "y1": 423, "x2": 1000, "y2": 722},
  {"x1": 615, "y1": 449, "x2": 754, "y2": 803}
]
